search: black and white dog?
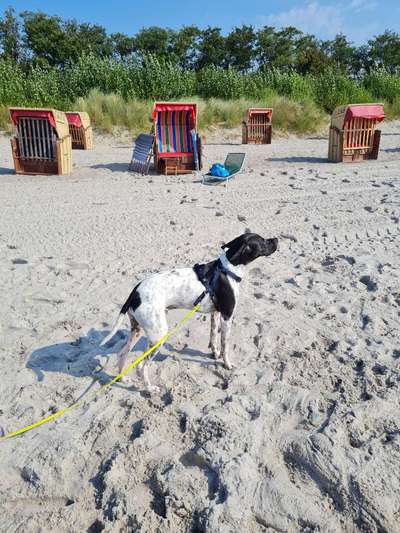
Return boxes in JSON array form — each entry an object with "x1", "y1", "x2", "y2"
[{"x1": 101, "y1": 233, "x2": 278, "y2": 391}]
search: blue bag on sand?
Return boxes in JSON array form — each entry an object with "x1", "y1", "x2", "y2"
[{"x1": 210, "y1": 163, "x2": 230, "y2": 177}]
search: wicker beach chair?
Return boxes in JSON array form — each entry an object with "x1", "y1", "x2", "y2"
[
  {"x1": 9, "y1": 108, "x2": 72, "y2": 175},
  {"x1": 242, "y1": 108, "x2": 273, "y2": 144},
  {"x1": 328, "y1": 104, "x2": 384, "y2": 162},
  {"x1": 202, "y1": 153, "x2": 246, "y2": 187},
  {"x1": 129, "y1": 133, "x2": 155, "y2": 174},
  {"x1": 153, "y1": 102, "x2": 202, "y2": 175},
  {"x1": 66, "y1": 112, "x2": 93, "y2": 150}
]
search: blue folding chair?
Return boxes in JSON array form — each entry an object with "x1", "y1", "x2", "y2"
[{"x1": 129, "y1": 133, "x2": 155, "y2": 174}]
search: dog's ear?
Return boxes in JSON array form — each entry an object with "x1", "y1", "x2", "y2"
[
  {"x1": 222, "y1": 236, "x2": 252, "y2": 265},
  {"x1": 221, "y1": 236, "x2": 242, "y2": 251}
]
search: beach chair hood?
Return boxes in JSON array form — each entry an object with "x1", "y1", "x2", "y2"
[
  {"x1": 331, "y1": 104, "x2": 384, "y2": 129},
  {"x1": 65, "y1": 111, "x2": 91, "y2": 129},
  {"x1": 245, "y1": 108, "x2": 273, "y2": 122},
  {"x1": 9, "y1": 107, "x2": 70, "y2": 139},
  {"x1": 153, "y1": 102, "x2": 197, "y2": 124}
]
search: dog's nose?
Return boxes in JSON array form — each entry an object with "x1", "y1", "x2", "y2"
[{"x1": 273, "y1": 237, "x2": 279, "y2": 250}]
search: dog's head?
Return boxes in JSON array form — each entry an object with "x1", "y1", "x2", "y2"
[{"x1": 222, "y1": 233, "x2": 278, "y2": 266}]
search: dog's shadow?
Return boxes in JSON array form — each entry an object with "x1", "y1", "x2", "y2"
[
  {"x1": 26, "y1": 328, "x2": 136, "y2": 383},
  {"x1": 26, "y1": 328, "x2": 216, "y2": 383},
  {"x1": 173, "y1": 346, "x2": 218, "y2": 367}
]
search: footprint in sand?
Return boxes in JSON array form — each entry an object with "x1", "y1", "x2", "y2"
[
  {"x1": 249, "y1": 267, "x2": 263, "y2": 278},
  {"x1": 12, "y1": 258, "x2": 28, "y2": 265}
]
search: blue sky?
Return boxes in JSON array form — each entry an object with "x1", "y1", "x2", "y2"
[{"x1": 2, "y1": 0, "x2": 399, "y2": 43}]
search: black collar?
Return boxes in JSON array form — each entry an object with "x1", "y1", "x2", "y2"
[
  {"x1": 193, "y1": 258, "x2": 242, "y2": 306},
  {"x1": 216, "y1": 258, "x2": 242, "y2": 283}
]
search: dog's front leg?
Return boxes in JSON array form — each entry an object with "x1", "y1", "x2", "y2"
[
  {"x1": 140, "y1": 348, "x2": 161, "y2": 394},
  {"x1": 209, "y1": 311, "x2": 220, "y2": 358},
  {"x1": 220, "y1": 316, "x2": 234, "y2": 370}
]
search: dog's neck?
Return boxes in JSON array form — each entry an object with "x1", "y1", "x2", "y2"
[{"x1": 219, "y1": 253, "x2": 245, "y2": 279}]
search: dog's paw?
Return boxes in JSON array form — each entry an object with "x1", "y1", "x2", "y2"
[
  {"x1": 223, "y1": 360, "x2": 235, "y2": 371},
  {"x1": 146, "y1": 385, "x2": 161, "y2": 394},
  {"x1": 120, "y1": 374, "x2": 132, "y2": 384}
]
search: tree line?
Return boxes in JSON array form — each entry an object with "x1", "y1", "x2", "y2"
[{"x1": 0, "y1": 7, "x2": 400, "y2": 75}]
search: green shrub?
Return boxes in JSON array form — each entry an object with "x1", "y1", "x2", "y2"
[
  {"x1": 363, "y1": 68, "x2": 400, "y2": 103},
  {"x1": 260, "y1": 69, "x2": 314, "y2": 101},
  {"x1": 312, "y1": 69, "x2": 375, "y2": 113},
  {"x1": 0, "y1": 61, "x2": 25, "y2": 106},
  {"x1": 384, "y1": 97, "x2": 400, "y2": 119},
  {"x1": 0, "y1": 57, "x2": 399, "y2": 134},
  {"x1": 197, "y1": 66, "x2": 247, "y2": 99}
]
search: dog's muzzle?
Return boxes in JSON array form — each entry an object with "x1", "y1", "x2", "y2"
[{"x1": 264, "y1": 237, "x2": 278, "y2": 254}]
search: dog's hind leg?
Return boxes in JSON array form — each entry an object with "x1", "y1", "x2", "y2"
[
  {"x1": 117, "y1": 312, "x2": 141, "y2": 381},
  {"x1": 138, "y1": 311, "x2": 168, "y2": 393},
  {"x1": 209, "y1": 311, "x2": 220, "y2": 359}
]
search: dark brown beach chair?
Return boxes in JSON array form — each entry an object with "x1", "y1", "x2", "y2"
[
  {"x1": 328, "y1": 104, "x2": 384, "y2": 162},
  {"x1": 242, "y1": 108, "x2": 273, "y2": 144}
]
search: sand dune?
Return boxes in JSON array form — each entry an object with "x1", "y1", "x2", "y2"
[{"x1": 0, "y1": 122, "x2": 399, "y2": 532}]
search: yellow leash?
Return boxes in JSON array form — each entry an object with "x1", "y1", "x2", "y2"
[{"x1": 0, "y1": 304, "x2": 200, "y2": 442}]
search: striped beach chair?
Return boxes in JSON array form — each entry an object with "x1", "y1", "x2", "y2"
[
  {"x1": 9, "y1": 108, "x2": 72, "y2": 175},
  {"x1": 153, "y1": 102, "x2": 202, "y2": 175},
  {"x1": 328, "y1": 104, "x2": 384, "y2": 162}
]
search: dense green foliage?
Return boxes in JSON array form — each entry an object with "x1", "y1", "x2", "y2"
[
  {"x1": 1, "y1": 8, "x2": 400, "y2": 74},
  {"x1": 0, "y1": 55, "x2": 399, "y2": 113},
  {"x1": 0, "y1": 8, "x2": 399, "y2": 134}
]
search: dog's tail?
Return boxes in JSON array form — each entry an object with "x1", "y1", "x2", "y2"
[
  {"x1": 100, "y1": 312, "x2": 126, "y2": 346},
  {"x1": 100, "y1": 282, "x2": 141, "y2": 347}
]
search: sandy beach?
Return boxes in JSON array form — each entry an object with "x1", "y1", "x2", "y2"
[{"x1": 0, "y1": 122, "x2": 400, "y2": 532}]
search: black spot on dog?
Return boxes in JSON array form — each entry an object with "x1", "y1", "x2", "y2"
[
  {"x1": 88, "y1": 519, "x2": 105, "y2": 533},
  {"x1": 121, "y1": 282, "x2": 142, "y2": 314}
]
